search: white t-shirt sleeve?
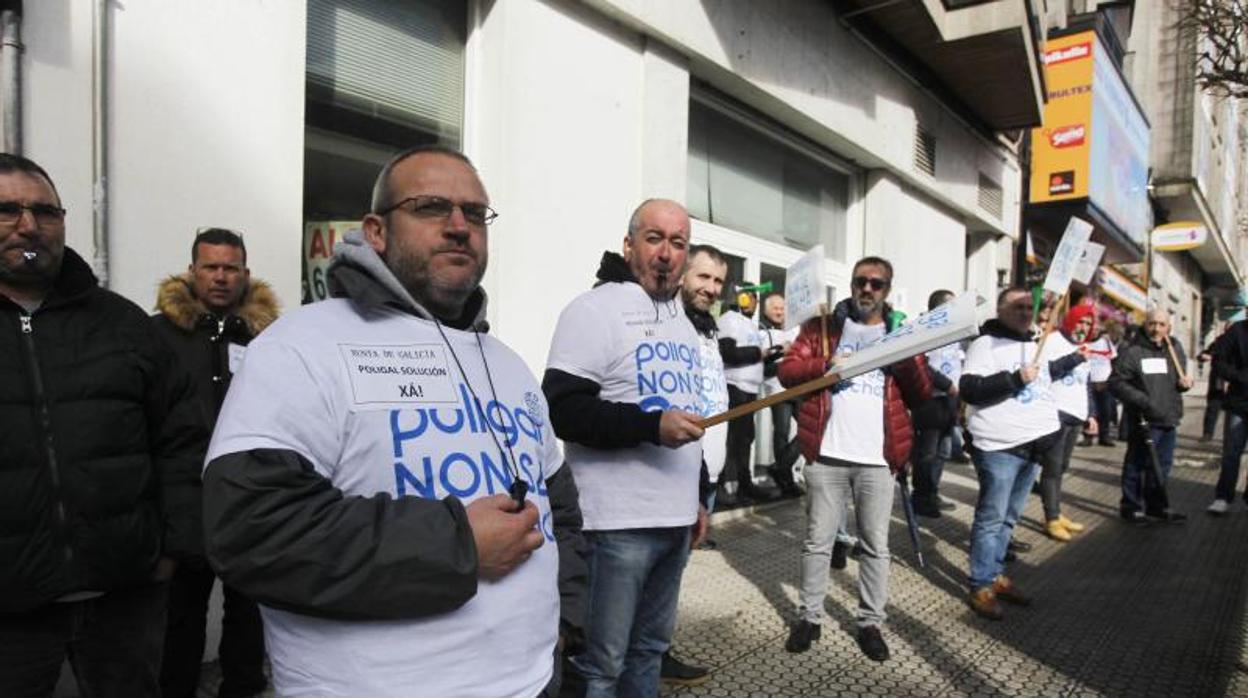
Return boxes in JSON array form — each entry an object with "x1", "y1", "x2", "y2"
[
  {"x1": 547, "y1": 296, "x2": 611, "y2": 384},
  {"x1": 207, "y1": 338, "x2": 342, "y2": 479},
  {"x1": 716, "y1": 313, "x2": 741, "y2": 343}
]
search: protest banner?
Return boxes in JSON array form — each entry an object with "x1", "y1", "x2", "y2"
[
  {"x1": 1072, "y1": 241, "x2": 1105, "y2": 285},
  {"x1": 1033, "y1": 217, "x2": 1093, "y2": 365},
  {"x1": 698, "y1": 293, "x2": 982, "y2": 428},
  {"x1": 784, "y1": 245, "x2": 825, "y2": 330}
]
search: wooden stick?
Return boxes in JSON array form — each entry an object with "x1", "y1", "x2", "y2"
[
  {"x1": 819, "y1": 305, "x2": 829, "y2": 358},
  {"x1": 699, "y1": 372, "x2": 841, "y2": 429},
  {"x1": 1163, "y1": 336, "x2": 1188, "y2": 382},
  {"x1": 1030, "y1": 291, "x2": 1069, "y2": 368}
]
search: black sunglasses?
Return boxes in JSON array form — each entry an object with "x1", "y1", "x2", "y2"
[{"x1": 852, "y1": 276, "x2": 890, "y2": 292}]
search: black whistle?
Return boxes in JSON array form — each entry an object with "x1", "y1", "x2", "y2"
[{"x1": 508, "y1": 480, "x2": 529, "y2": 511}]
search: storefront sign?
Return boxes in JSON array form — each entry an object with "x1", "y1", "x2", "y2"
[
  {"x1": 1151, "y1": 221, "x2": 1208, "y2": 251},
  {"x1": 1098, "y1": 266, "x2": 1147, "y2": 313},
  {"x1": 304, "y1": 221, "x2": 358, "y2": 302},
  {"x1": 1072, "y1": 241, "x2": 1106, "y2": 285},
  {"x1": 784, "y1": 244, "x2": 825, "y2": 330},
  {"x1": 1031, "y1": 32, "x2": 1095, "y2": 204}
]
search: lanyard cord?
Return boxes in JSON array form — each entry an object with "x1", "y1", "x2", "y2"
[{"x1": 432, "y1": 319, "x2": 528, "y2": 507}]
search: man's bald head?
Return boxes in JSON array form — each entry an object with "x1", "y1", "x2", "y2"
[{"x1": 1144, "y1": 309, "x2": 1171, "y2": 343}]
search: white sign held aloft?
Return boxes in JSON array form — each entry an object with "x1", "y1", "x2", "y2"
[
  {"x1": 1043, "y1": 217, "x2": 1094, "y2": 295},
  {"x1": 831, "y1": 293, "x2": 982, "y2": 382},
  {"x1": 1072, "y1": 241, "x2": 1106, "y2": 285},
  {"x1": 784, "y1": 245, "x2": 825, "y2": 330}
]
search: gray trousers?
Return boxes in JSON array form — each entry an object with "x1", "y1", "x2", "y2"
[{"x1": 798, "y1": 460, "x2": 894, "y2": 628}]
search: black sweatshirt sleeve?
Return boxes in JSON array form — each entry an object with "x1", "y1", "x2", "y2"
[
  {"x1": 545, "y1": 466, "x2": 588, "y2": 656},
  {"x1": 928, "y1": 365, "x2": 953, "y2": 393},
  {"x1": 959, "y1": 370, "x2": 1025, "y2": 406},
  {"x1": 203, "y1": 448, "x2": 478, "y2": 621},
  {"x1": 1048, "y1": 352, "x2": 1087, "y2": 380},
  {"x1": 719, "y1": 337, "x2": 764, "y2": 367},
  {"x1": 542, "y1": 368, "x2": 662, "y2": 448}
]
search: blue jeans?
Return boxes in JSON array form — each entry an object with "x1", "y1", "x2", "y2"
[
  {"x1": 1120, "y1": 423, "x2": 1176, "y2": 515},
  {"x1": 1215, "y1": 411, "x2": 1248, "y2": 502},
  {"x1": 573, "y1": 527, "x2": 691, "y2": 698},
  {"x1": 968, "y1": 448, "x2": 1038, "y2": 590}
]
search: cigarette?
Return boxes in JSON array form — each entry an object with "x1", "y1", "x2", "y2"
[{"x1": 22, "y1": 251, "x2": 37, "y2": 260}]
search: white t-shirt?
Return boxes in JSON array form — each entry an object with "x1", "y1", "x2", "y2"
[
  {"x1": 546, "y1": 283, "x2": 702, "y2": 530},
  {"x1": 761, "y1": 325, "x2": 800, "y2": 394},
  {"x1": 963, "y1": 331, "x2": 1061, "y2": 452},
  {"x1": 718, "y1": 310, "x2": 764, "y2": 393},
  {"x1": 820, "y1": 318, "x2": 888, "y2": 466},
  {"x1": 926, "y1": 341, "x2": 965, "y2": 395},
  {"x1": 207, "y1": 300, "x2": 562, "y2": 698},
  {"x1": 695, "y1": 331, "x2": 730, "y2": 483},
  {"x1": 1042, "y1": 333, "x2": 1091, "y2": 421}
]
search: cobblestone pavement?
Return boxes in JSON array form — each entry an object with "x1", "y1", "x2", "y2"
[{"x1": 663, "y1": 391, "x2": 1248, "y2": 697}]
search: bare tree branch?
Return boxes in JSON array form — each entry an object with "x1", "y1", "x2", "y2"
[{"x1": 1176, "y1": 0, "x2": 1248, "y2": 98}]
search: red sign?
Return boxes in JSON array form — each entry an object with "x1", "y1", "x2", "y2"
[
  {"x1": 1049, "y1": 124, "x2": 1086, "y2": 149},
  {"x1": 1044, "y1": 42, "x2": 1091, "y2": 66}
]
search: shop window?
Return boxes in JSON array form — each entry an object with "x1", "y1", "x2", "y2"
[
  {"x1": 302, "y1": 0, "x2": 467, "y2": 303},
  {"x1": 687, "y1": 97, "x2": 852, "y2": 263}
]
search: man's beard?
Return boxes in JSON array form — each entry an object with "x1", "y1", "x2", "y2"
[
  {"x1": 0, "y1": 247, "x2": 61, "y2": 290},
  {"x1": 852, "y1": 294, "x2": 881, "y2": 320},
  {"x1": 383, "y1": 242, "x2": 485, "y2": 319}
]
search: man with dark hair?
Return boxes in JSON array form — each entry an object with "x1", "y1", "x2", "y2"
[
  {"x1": 782, "y1": 256, "x2": 931, "y2": 661},
  {"x1": 155, "y1": 227, "x2": 279, "y2": 697},
  {"x1": 0, "y1": 153, "x2": 206, "y2": 695},
  {"x1": 544, "y1": 198, "x2": 708, "y2": 696},
  {"x1": 911, "y1": 289, "x2": 962, "y2": 517},
  {"x1": 1209, "y1": 319, "x2": 1248, "y2": 514},
  {"x1": 202, "y1": 147, "x2": 585, "y2": 696}
]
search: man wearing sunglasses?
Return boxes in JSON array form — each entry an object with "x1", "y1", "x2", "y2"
[
  {"x1": 153, "y1": 228, "x2": 279, "y2": 698},
  {"x1": 0, "y1": 154, "x2": 206, "y2": 695},
  {"x1": 202, "y1": 146, "x2": 584, "y2": 697},
  {"x1": 780, "y1": 256, "x2": 931, "y2": 662}
]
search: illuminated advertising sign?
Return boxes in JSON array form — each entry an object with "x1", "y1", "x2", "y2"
[{"x1": 1030, "y1": 31, "x2": 1151, "y2": 246}]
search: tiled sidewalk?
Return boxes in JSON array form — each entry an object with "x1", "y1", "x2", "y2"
[{"x1": 663, "y1": 392, "x2": 1248, "y2": 696}]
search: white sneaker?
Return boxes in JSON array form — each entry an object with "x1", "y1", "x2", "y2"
[{"x1": 1207, "y1": 499, "x2": 1230, "y2": 515}]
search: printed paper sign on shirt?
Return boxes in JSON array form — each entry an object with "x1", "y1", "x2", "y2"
[
  {"x1": 784, "y1": 245, "x2": 825, "y2": 330},
  {"x1": 1141, "y1": 357, "x2": 1168, "y2": 375},
  {"x1": 1043, "y1": 217, "x2": 1094, "y2": 294},
  {"x1": 339, "y1": 343, "x2": 457, "y2": 408},
  {"x1": 227, "y1": 343, "x2": 246, "y2": 375}
]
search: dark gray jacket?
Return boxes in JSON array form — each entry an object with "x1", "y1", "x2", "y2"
[{"x1": 1109, "y1": 333, "x2": 1188, "y2": 428}]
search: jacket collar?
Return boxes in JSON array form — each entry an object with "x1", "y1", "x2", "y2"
[
  {"x1": 155, "y1": 274, "x2": 280, "y2": 335},
  {"x1": 980, "y1": 318, "x2": 1033, "y2": 342}
]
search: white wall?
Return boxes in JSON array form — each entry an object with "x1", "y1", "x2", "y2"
[
  {"x1": 472, "y1": 0, "x2": 683, "y2": 371},
  {"x1": 863, "y1": 171, "x2": 967, "y2": 316},
  {"x1": 25, "y1": 0, "x2": 306, "y2": 313}
]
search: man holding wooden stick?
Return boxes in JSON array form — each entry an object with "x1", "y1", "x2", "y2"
[
  {"x1": 780, "y1": 256, "x2": 931, "y2": 662},
  {"x1": 1109, "y1": 308, "x2": 1191, "y2": 523}
]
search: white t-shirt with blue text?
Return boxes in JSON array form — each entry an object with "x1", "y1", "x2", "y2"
[
  {"x1": 1041, "y1": 333, "x2": 1091, "y2": 421},
  {"x1": 963, "y1": 332, "x2": 1061, "y2": 452},
  {"x1": 718, "y1": 310, "x2": 764, "y2": 393},
  {"x1": 926, "y1": 341, "x2": 965, "y2": 395},
  {"x1": 696, "y1": 331, "x2": 730, "y2": 483},
  {"x1": 207, "y1": 300, "x2": 562, "y2": 698},
  {"x1": 546, "y1": 283, "x2": 702, "y2": 530},
  {"x1": 820, "y1": 318, "x2": 888, "y2": 466}
]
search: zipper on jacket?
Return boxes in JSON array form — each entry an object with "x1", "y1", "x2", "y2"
[{"x1": 19, "y1": 312, "x2": 73, "y2": 566}]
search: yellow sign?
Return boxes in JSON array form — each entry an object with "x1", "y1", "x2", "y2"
[
  {"x1": 1151, "y1": 221, "x2": 1208, "y2": 251},
  {"x1": 1030, "y1": 31, "x2": 1095, "y2": 204},
  {"x1": 1098, "y1": 265, "x2": 1147, "y2": 313}
]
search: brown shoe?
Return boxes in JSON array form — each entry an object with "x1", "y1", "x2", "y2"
[
  {"x1": 968, "y1": 587, "x2": 1003, "y2": 620},
  {"x1": 992, "y1": 575, "x2": 1032, "y2": 606}
]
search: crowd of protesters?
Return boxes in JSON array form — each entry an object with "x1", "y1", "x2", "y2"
[{"x1": 0, "y1": 146, "x2": 1234, "y2": 698}]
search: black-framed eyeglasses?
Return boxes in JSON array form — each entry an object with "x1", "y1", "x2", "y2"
[
  {"x1": 852, "y1": 276, "x2": 889, "y2": 292},
  {"x1": 0, "y1": 201, "x2": 66, "y2": 227},
  {"x1": 377, "y1": 195, "x2": 498, "y2": 227}
]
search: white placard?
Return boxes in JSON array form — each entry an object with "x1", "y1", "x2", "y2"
[
  {"x1": 784, "y1": 245, "x2": 825, "y2": 330},
  {"x1": 1043, "y1": 218, "x2": 1094, "y2": 294},
  {"x1": 828, "y1": 293, "x2": 983, "y2": 382},
  {"x1": 1072, "y1": 241, "x2": 1106, "y2": 285}
]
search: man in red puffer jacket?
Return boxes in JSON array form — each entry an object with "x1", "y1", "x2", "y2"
[{"x1": 779, "y1": 256, "x2": 931, "y2": 663}]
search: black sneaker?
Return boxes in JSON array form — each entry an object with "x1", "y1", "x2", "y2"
[
  {"x1": 1120, "y1": 509, "x2": 1147, "y2": 524},
  {"x1": 1007, "y1": 539, "x2": 1032, "y2": 553},
  {"x1": 856, "y1": 625, "x2": 890, "y2": 662},
  {"x1": 830, "y1": 541, "x2": 849, "y2": 570},
  {"x1": 912, "y1": 498, "x2": 942, "y2": 519},
  {"x1": 1145, "y1": 510, "x2": 1187, "y2": 524},
  {"x1": 784, "y1": 620, "x2": 821, "y2": 653},
  {"x1": 660, "y1": 650, "x2": 710, "y2": 687}
]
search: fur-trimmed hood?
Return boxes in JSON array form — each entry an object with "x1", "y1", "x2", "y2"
[{"x1": 155, "y1": 274, "x2": 281, "y2": 335}]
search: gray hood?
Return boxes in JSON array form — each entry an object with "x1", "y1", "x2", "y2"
[{"x1": 326, "y1": 229, "x2": 489, "y2": 331}]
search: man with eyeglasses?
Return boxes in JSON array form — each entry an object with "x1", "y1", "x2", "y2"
[
  {"x1": 202, "y1": 146, "x2": 585, "y2": 697},
  {"x1": 154, "y1": 227, "x2": 278, "y2": 698},
  {"x1": 0, "y1": 153, "x2": 206, "y2": 696},
  {"x1": 781, "y1": 256, "x2": 931, "y2": 662}
]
